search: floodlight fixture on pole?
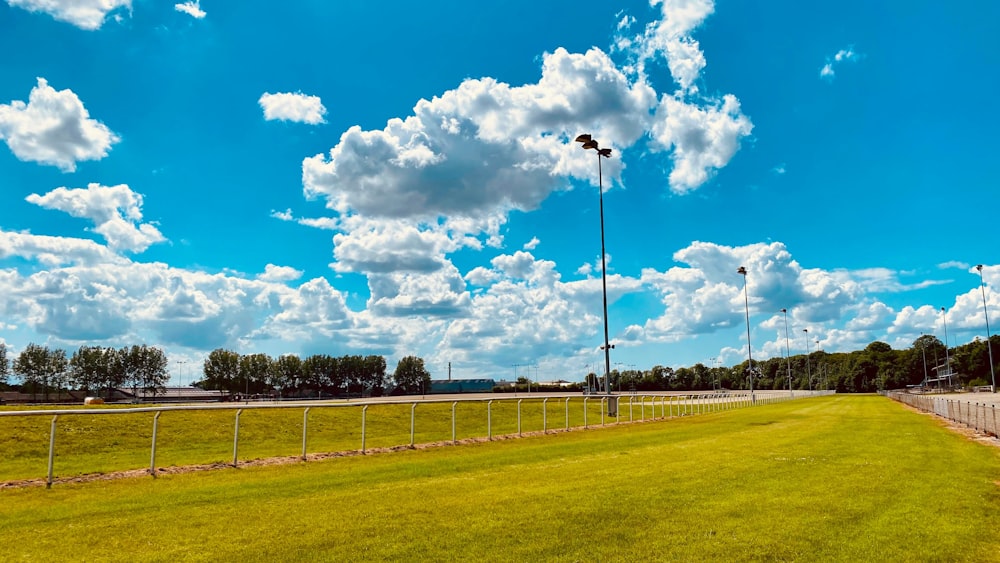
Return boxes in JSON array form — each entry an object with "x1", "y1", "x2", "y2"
[
  {"x1": 737, "y1": 266, "x2": 754, "y2": 400},
  {"x1": 803, "y1": 328, "x2": 812, "y2": 391},
  {"x1": 976, "y1": 265, "x2": 996, "y2": 392},
  {"x1": 576, "y1": 133, "x2": 615, "y2": 413},
  {"x1": 941, "y1": 307, "x2": 952, "y2": 386},
  {"x1": 781, "y1": 308, "x2": 792, "y2": 396}
]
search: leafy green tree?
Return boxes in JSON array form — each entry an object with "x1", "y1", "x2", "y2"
[
  {"x1": 239, "y1": 353, "x2": 273, "y2": 396},
  {"x1": 393, "y1": 356, "x2": 430, "y2": 395},
  {"x1": 0, "y1": 343, "x2": 9, "y2": 388},
  {"x1": 14, "y1": 343, "x2": 66, "y2": 402},
  {"x1": 69, "y1": 345, "x2": 107, "y2": 395},
  {"x1": 361, "y1": 355, "x2": 387, "y2": 396},
  {"x1": 272, "y1": 354, "x2": 302, "y2": 396},
  {"x1": 136, "y1": 345, "x2": 169, "y2": 398},
  {"x1": 203, "y1": 349, "x2": 241, "y2": 394}
]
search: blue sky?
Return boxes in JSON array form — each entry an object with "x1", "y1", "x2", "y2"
[{"x1": 2, "y1": 0, "x2": 998, "y2": 385}]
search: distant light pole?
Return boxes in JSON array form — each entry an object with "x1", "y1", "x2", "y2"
[
  {"x1": 781, "y1": 308, "x2": 792, "y2": 396},
  {"x1": 975, "y1": 265, "x2": 996, "y2": 392},
  {"x1": 737, "y1": 266, "x2": 754, "y2": 399},
  {"x1": 919, "y1": 334, "x2": 929, "y2": 388},
  {"x1": 803, "y1": 328, "x2": 812, "y2": 391},
  {"x1": 576, "y1": 133, "x2": 616, "y2": 414},
  {"x1": 941, "y1": 307, "x2": 952, "y2": 387},
  {"x1": 176, "y1": 360, "x2": 187, "y2": 388},
  {"x1": 709, "y1": 357, "x2": 717, "y2": 391}
]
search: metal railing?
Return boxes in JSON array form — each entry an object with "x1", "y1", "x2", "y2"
[
  {"x1": 887, "y1": 391, "x2": 999, "y2": 438},
  {"x1": 0, "y1": 390, "x2": 827, "y2": 488}
]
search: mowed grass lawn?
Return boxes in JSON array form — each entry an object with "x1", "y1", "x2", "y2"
[{"x1": 2, "y1": 395, "x2": 999, "y2": 561}]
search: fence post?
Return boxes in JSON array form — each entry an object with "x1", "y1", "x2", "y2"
[
  {"x1": 150, "y1": 411, "x2": 162, "y2": 477},
  {"x1": 410, "y1": 403, "x2": 417, "y2": 447},
  {"x1": 47, "y1": 415, "x2": 58, "y2": 489},
  {"x1": 361, "y1": 405, "x2": 369, "y2": 453},
  {"x1": 584, "y1": 397, "x2": 589, "y2": 428},
  {"x1": 301, "y1": 408, "x2": 310, "y2": 460},
  {"x1": 543, "y1": 398, "x2": 549, "y2": 433},
  {"x1": 488, "y1": 400, "x2": 493, "y2": 440},
  {"x1": 517, "y1": 399, "x2": 523, "y2": 436},
  {"x1": 232, "y1": 409, "x2": 243, "y2": 467},
  {"x1": 629, "y1": 396, "x2": 634, "y2": 422},
  {"x1": 601, "y1": 397, "x2": 606, "y2": 426},
  {"x1": 452, "y1": 402, "x2": 458, "y2": 444},
  {"x1": 565, "y1": 397, "x2": 570, "y2": 430}
]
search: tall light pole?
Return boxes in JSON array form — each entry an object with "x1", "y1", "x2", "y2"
[
  {"x1": 781, "y1": 308, "x2": 792, "y2": 396},
  {"x1": 941, "y1": 307, "x2": 952, "y2": 387},
  {"x1": 576, "y1": 134, "x2": 616, "y2": 414},
  {"x1": 737, "y1": 266, "x2": 754, "y2": 399},
  {"x1": 176, "y1": 360, "x2": 187, "y2": 388},
  {"x1": 803, "y1": 328, "x2": 812, "y2": 391},
  {"x1": 975, "y1": 265, "x2": 996, "y2": 392}
]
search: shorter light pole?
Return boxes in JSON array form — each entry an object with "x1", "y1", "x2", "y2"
[
  {"x1": 976, "y1": 265, "x2": 996, "y2": 392},
  {"x1": 803, "y1": 328, "x2": 812, "y2": 391},
  {"x1": 781, "y1": 308, "x2": 792, "y2": 395},
  {"x1": 737, "y1": 266, "x2": 754, "y2": 400},
  {"x1": 709, "y1": 357, "x2": 717, "y2": 391},
  {"x1": 941, "y1": 307, "x2": 952, "y2": 387},
  {"x1": 919, "y1": 335, "x2": 929, "y2": 388}
]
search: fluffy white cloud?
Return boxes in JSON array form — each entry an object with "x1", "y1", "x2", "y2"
[
  {"x1": 0, "y1": 228, "x2": 124, "y2": 267},
  {"x1": 7, "y1": 0, "x2": 130, "y2": 30},
  {"x1": 174, "y1": 1, "x2": 204, "y2": 19},
  {"x1": 304, "y1": 47, "x2": 652, "y2": 223},
  {"x1": 634, "y1": 0, "x2": 715, "y2": 93},
  {"x1": 26, "y1": 183, "x2": 165, "y2": 253},
  {"x1": 259, "y1": 92, "x2": 327, "y2": 125},
  {"x1": 257, "y1": 264, "x2": 303, "y2": 283},
  {"x1": 650, "y1": 94, "x2": 753, "y2": 192},
  {"x1": 0, "y1": 78, "x2": 120, "y2": 171},
  {"x1": 819, "y1": 46, "x2": 860, "y2": 80},
  {"x1": 367, "y1": 272, "x2": 468, "y2": 318}
]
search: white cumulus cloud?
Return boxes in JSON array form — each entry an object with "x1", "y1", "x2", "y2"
[
  {"x1": 0, "y1": 78, "x2": 120, "y2": 171},
  {"x1": 26, "y1": 183, "x2": 165, "y2": 253},
  {"x1": 7, "y1": 0, "x2": 131, "y2": 30},
  {"x1": 174, "y1": 0, "x2": 204, "y2": 19},
  {"x1": 259, "y1": 92, "x2": 327, "y2": 124}
]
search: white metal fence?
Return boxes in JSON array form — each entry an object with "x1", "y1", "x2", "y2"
[
  {"x1": 0, "y1": 390, "x2": 829, "y2": 488},
  {"x1": 887, "y1": 391, "x2": 1000, "y2": 438}
]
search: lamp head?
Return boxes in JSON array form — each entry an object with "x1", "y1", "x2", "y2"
[
  {"x1": 581, "y1": 139, "x2": 599, "y2": 150},
  {"x1": 575, "y1": 133, "x2": 592, "y2": 143},
  {"x1": 780, "y1": 308, "x2": 786, "y2": 313},
  {"x1": 976, "y1": 264, "x2": 983, "y2": 272},
  {"x1": 598, "y1": 147, "x2": 612, "y2": 157},
  {"x1": 737, "y1": 266, "x2": 747, "y2": 275}
]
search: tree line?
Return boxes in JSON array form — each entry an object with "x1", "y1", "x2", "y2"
[
  {"x1": 2, "y1": 334, "x2": 996, "y2": 402},
  {"x1": 0, "y1": 343, "x2": 169, "y2": 401},
  {"x1": 590, "y1": 334, "x2": 999, "y2": 394},
  {"x1": 198, "y1": 349, "x2": 431, "y2": 399}
]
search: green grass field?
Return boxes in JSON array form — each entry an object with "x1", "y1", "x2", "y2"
[
  {"x1": 0, "y1": 396, "x2": 686, "y2": 483},
  {"x1": 2, "y1": 395, "x2": 998, "y2": 561}
]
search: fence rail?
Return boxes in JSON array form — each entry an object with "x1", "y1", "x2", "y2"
[
  {"x1": 1, "y1": 390, "x2": 830, "y2": 488},
  {"x1": 887, "y1": 391, "x2": 1000, "y2": 438}
]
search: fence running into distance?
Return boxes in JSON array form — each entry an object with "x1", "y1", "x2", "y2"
[
  {"x1": 887, "y1": 391, "x2": 1000, "y2": 439},
  {"x1": 1, "y1": 390, "x2": 832, "y2": 488}
]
